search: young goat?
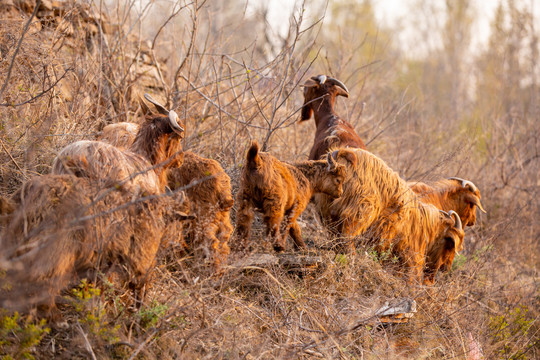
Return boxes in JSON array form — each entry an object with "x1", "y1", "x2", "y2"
[
  {"x1": 168, "y1": 151, "x2": 234, "y2": 272},
  {"x1": 408, "y1": 177, "x2": 486, "y2": 227},
  {"x1": 97, "y1": 122, "x2": 234, "y2": 272},
  {"x1": 300, "y1": 75, "x2": 366, "y2": 160},
  {"x1": 235, "y1": 141, "x2": 349, "y2": 252},
  {"x1": 52, "y1": 94, "x2": 184, "y2": 195}
]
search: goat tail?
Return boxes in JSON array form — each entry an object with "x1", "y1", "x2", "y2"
[{"x1": 246, "y1": 141, "x2": 262, "y2": 169}]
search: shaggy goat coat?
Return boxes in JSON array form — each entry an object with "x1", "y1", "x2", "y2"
[
  {"x1": 236, "y1": 142, "x2": 348, "y2": 252},
  {"x1": 0, "y1": 174, "x2": 177, "y2": 312},
  {"x1": 52, "y1": 113, "x2": 184, "y2": 195},
  {"x1": 408, "y1": 178, "x2": 485, "y2": 227},
  {"x1": 98, "y1": 123, "x2": 235, "y2": 272},
  {"x1": 168, "y1": 151, "x2": 234, "y2": 271},
  {"x1": 315, "y1": 149, "x2": 465, "y2": 282}
]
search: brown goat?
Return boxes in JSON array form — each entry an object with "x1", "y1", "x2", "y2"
[
  {"x1": 97, "y1": 123, "x2": 235, "y2": 272},
  {"x1": 235, "y1": 141, "x2": 349, "y2": 252},
  {"x1": 52, "y1": 94, "x2": 184, "y2": 195},
  {"x1": 314, "y1": 148, "x2": 465, "y2": 283},
  {"x1": 168, "y1": 151, "x2": 234, "y2": 272},
  {"x1": 408, "y1": 177, "x2": 486, "y2": 227},
  {"x1": 300, "y1": 75, "x2": 366, "y2": 160},
  {"x1": 0, "y1": 174, "x2": 188, "y2": 312},
  {"x1": 423, "y1": 210, "x2": 464, "y2": 284}
]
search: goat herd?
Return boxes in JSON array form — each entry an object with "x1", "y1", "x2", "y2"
[{"x1": 0, "y1": 75, "x2": 486, "y2": 315}]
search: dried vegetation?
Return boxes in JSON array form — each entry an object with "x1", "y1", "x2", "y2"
[{"x1": 0, "y1": 0, "x2": 538, "y2": 359}]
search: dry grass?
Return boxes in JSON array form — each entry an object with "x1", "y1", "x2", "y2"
[{"x1": 0, "y1": 0, "x2": 538, "y2": 359}]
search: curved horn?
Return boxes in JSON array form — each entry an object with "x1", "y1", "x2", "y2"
[
  {"x1": 144, "y1": 93, "x2": 169, "y2": 115},
  {"x1": 448, "y1": 177, "x2": 479, "y2": 193},
  {"x1": 439, "y1": 209, "x2": 449, "y2": 218},
  {"x1": 328, "y1": 77, "x2": 350, "y2": 95},
  {"x1": 168, "y1": 110, "x2": 184, "y2": 134},
  {"x1": 448, "y1": 210, "x2": 463, "y2": 231},
  {"x1": 317, "y1": 75, "x2": 327, "y2": 84},
  {"x1": 326, "y1": 151, "x2": 337, "y2": 171}
]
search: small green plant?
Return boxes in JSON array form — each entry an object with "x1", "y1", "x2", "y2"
[
  {"x1": 451, "y1": 253, "x2": 467, "y2": 271},
  {"x1": 0, "y1": 310, "x2": 50, "y2": 360},
  {"x1": 335, "y1": 253, "x2": 348, "y2": 266},
  {"x1": 366, "y1": 245, "x2": 394, "y2": 263},
  {"x1": 489, "y1": 305, "x2": 535, "y2": 359},
  {"x1": 68, "y1": 279, "x2": 119, "y2": 344},
  {"x1": 137, "y1": 300, "x2": 169, "y2": 329}
]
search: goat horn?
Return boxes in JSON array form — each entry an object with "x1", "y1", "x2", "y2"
[
  {"x1": 448, "y1": 177, "x2": 479, "y2": 193},
  {"x1": 328, "y1": 77, "x2": 349, "y2": 95},
  {"x1": 448, "y1": 210, "x2": 463, "y2": 231},
  {"x1": 317, "y1": 75, "x2": 327, "y2": 84},
  {"x1": 144, "y1": 93, "x2": 169, "y2": 115},
  {"x1": 326, "y1": 151, "x2": 337, "y2": 171},
  {"x1": 168, "y1": 110, "x2": 184, "y2": 134}
]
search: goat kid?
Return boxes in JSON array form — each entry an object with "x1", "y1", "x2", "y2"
[{"x1": 235, "y1": 141, "x2": 349, "y2": 252}]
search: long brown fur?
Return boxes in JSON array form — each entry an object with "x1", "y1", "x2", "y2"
[
  {"x1": 168, "y1": 151, "x2": 234, "y2": 272},
  {"x1": 315, "y1": 148, "x2": 465, "y2": 283},
  {"x1": 408, "y1": 178, "x2": 485, "y2": 227},
  {"x1": 0, "y1": 174, "x2": 181, "y2": 312},
  {"x1": 423, "y1": 212, "x2": 464, "y2": 285},
  {"x1": 300, "y1": 75, "x2": 366, "y2": 160},
  {"x1": 97, "y1": 123, "x2": 234, "y2": 272},
  {"x1": 235, "y1": 141, "x2": 349, "y2": 252},
  {"x1": 52, "y1": 113, "x2": 184, "y2": 195}
]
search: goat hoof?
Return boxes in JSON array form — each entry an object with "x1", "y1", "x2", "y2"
[{"x1": 273, "y1": 244, "x2": 285, "y2": 253}]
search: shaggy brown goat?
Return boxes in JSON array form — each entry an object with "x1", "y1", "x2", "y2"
[
  {"x1": 315, "y1": 148, "x2": 465, "y2": 283},
  {"x1": 168, "y1": 151, "x2": 234, "y2": 272},
  {"x1": 408, "y1": 177, "x2": 486, "y2": 227},
  {"x1": 52, "y1": 94, "x2": 184, "y2": 195},
  {"x1": 0, "y1": 174, "x2": 189, "y2": 313},
  {"x1": 97, "y1": 123, "x2": 235, "y2": 272},
  {"x1": 300, "y1": 75, "x2": 366, "y2": 160},
  {"x1": 423, "y1": 210, "x2": 464, "y2": 284},
  {"x1": 235, "y1": 141, "x2": 349, "y2": 252}
]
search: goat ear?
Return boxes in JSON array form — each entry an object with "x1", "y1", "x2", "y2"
[
  {"x1": 326, "y1": 152, "x2": 337, "y2": 171},
  {"x1": 138, "y1": 93, "x2": 151, "y2": 116},
  {"x1": 303, "y1": 78, "x2": 319, "y2": 88},
  {"x1": 464, "y1": 193, "x2": 487, "y2": 214},
  {"x1": 336, "y1": 150, "x2": 357, "y2": 167},
  {"x1": 173, "y1": 211, "x2": 196, "y2": 221},
  {"x1": 300, "y1": 105, "x2": 313, "y2": 121}
]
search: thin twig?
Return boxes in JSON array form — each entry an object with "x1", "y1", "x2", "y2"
[
  {"x1": 0, "y1": 0, "x2": 42, "y2": 101},
  {"x1": 0, "y1": 138, "x2": 27, "y2": 179}
]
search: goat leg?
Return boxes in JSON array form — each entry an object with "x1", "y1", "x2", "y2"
[
  {"x1": 234, "y1": 200, "x2": 254, "y2": 251},
  {"x1": 265, "y1": 214, "x2": 285, "y2": 252},
  {"x1": 289, "y1": 221, "x2": 306, "y2": 250}
]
